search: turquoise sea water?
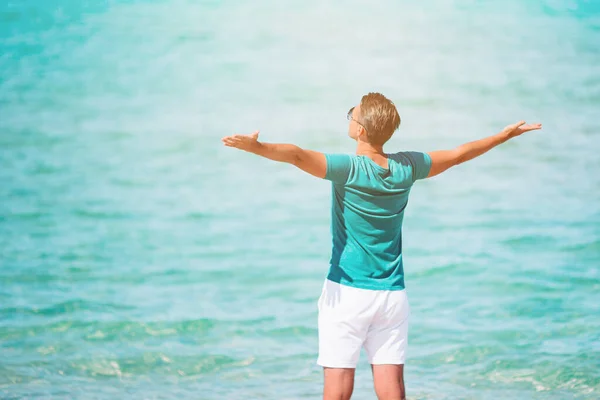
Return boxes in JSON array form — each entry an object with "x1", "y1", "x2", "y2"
[{"x1": 1, "y1": 1, "x2": 599, "y2": 398}]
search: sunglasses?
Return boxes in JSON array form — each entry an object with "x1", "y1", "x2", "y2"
[{"x1": 347, "y1": 107, "x2": 367, "y2": 131}]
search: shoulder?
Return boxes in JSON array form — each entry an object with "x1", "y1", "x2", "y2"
[
  {"x1": 389, "y1": 151, "x2": 430, "y2": 164},
  {"x1": 388, "y1": 151, "x2": 432, "y2": 181},
  {"x1": 324, "y1": 153, "x2": 355, "y2": 184},
  {"x1": 325, "y1": 153, "x2": 355, "y2": 163}
]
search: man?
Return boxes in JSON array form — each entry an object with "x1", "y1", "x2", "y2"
[{"x1": 221, "y1": 92, "x2": 541, "y2": 400}]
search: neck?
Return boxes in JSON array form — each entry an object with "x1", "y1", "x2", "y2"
[{"x1": 355, "y1": 140, "x2": 385, "y2": 156}]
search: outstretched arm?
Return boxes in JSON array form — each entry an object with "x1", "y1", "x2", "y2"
[
  {"x1": 427, "y1": 121, "x2": 542, "y2": 178},
  {"x1": 222, "y1": 131, "x2": 327, "y2": 178}
]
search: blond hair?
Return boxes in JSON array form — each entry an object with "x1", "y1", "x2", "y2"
[{"x1": 359, "y1": 93, "x2": 401, "y2": 146}]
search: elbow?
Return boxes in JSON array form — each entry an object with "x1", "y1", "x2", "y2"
[
  {"x1": 452, "y1": 148, "x2": 467, "y2": 166},
  {"x1": 291, "y1": 148, "x2": 303, "y2": 166},
  {"x1": 288, "y1": 149, "x2": 303, "y2": 166}
]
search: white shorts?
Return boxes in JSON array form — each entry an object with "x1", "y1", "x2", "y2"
[{"x1": 317, "y1": 279, "x2": 410, "y2": 368}]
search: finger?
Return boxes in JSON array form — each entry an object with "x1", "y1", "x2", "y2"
[{"x1": 524, "y1": 123, "x2": 542, "y2": 130}]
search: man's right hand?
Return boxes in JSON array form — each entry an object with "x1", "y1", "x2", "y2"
[
  {"x1": 502, "y1": 121, "x2": 543, "y2": 138},
  {"x1": 427, "y1": 121, "x2": 543, "y2": 178}
]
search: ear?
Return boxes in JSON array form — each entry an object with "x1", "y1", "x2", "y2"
[{"x1": 357, "y1": 126, "x2": 367, "y2": 139}]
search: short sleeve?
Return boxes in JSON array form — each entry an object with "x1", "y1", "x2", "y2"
[
  {"x1": 404, "y1": 151, "x2": 432, "y2": 182},
  {"x1": 324, "y1": 153, "x2": 352, "y2": 184}
]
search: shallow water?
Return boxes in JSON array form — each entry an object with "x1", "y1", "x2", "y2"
[{"x1": 1, "y1": 1, "x2": 599, "y2": 398}]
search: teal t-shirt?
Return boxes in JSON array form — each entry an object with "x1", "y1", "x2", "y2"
[{"x1": 324, "y1": 152, "x2": 431, "y2": 291}]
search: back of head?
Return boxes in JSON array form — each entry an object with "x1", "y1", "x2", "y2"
[{"x1": 360, "y1": 93, "x2": 401, "y2": 146}]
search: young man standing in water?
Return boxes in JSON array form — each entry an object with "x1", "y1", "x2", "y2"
[{"x1": 222, "y1": 92, "x2": 541, "y2": 400}]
